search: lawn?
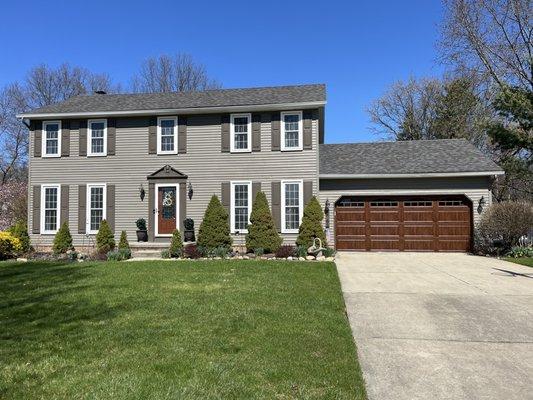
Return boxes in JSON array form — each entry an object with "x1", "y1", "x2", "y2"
[
  {"x1": 0, "y1": 260, "x2": 366, "y2": 399},
  {"x1": 504, "y1": 257, "x2": 533, "y2": 267}
]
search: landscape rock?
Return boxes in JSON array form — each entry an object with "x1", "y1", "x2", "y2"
[{"x1": 306, "y1": 255, "x2": 315, "y2": 261}]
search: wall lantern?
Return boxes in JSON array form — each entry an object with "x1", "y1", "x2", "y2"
[
  {"x1": 139, "y1": 184, "x2": 146, "y2": 202},
  {"x1": 188, "y1": 182, "x2": 194, "y2": 200},
  {"x1": 324, "y1": 199, "x2": 330, "y2": 228},
  {"x1": 477, "y1": 196, "x2": 486, "y2": 214}
]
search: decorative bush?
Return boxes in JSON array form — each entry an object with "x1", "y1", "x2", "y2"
[
  {"x1": 96, "y1": 220, "x2": 115, "y2": 254},
  {"x1": 106, "y1": 250, "x2": 122, "y2": 261},
  {"x1": 161, "y1": 249, "x2": 171, "y2": 259},
  {"x1": 475, "y1": 201, "x2": 533, "y2": 254},
  {"x1": 8, "y1": 220, "x2": 31, "y2": 253},
  {"x1": 322, "y1": 247, "x2": 336, "y2": 258},
  {"x1": 296, "y1": 245, "x2": 308, "y2": 258},
  {"x1": 118, "y1": 230, "x2": 130, "y2": 250},
  {"x1": 197, "y1": 195, "x2": 232, "y2": 250},
  {"x1": 53, "y1": 222, "x2": 73, "y2": 254},
  {"x1": 506, "y1": 246, "x2": 533, "y2": 258},
  {"x1": 119, "y1": 248, "x2": 131, "y2": 260},
  {"x1": 136, "y1": 218, "x2": 147, "y2": 231},
  {"x1": 275, "y1": 245, "x2": 296, "y2": 258},
  {"x1": 212, "y1": 245, "x2": 230, "y2": 258},
  {"x1": 0, "y1": 231, "x2": 22, "y2": 260},
  {"x1": 169, "y1": 229, "x2": 183, "y2": 258},
  {"x1": 254, "y1": 247, "x2": 265, "y2": 256},
  {"x1": 184, "y1": 243, "x2": 202, "y2": 259},
  {"x1": 245, "y1": 192, "x2": 282, "y2": 253},
  {"x1": 296, "y1": 196, "x2": 327, "y2": 248}
]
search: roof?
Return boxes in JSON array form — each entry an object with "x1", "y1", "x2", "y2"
[
  {"x1": 20, "y1": 84, "x2": 326, "y2": 117},
  {"x1": 319, "y1": 139, "x2": 503, "y2": 177}
]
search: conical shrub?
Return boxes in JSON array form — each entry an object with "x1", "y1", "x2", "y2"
[
  {"x1": 96, "y1": 220, "x2": 115, "y2": 254},
  {"x1": 118, "y1": 230, "x2": 130, "y2": 250},
  {"x1": 246, "y1": 192, "x2": 282, "y2": 253},
  {"x1": 169, "y1": 229, "x2": 183, "y2": 258},
  {"x1": 197, "y1": 195, "x2": 232, "y2": 250},
  {"x1": 296, "y1": 196, "x2": 327, "y2": 248},
  {"x1": 53, "y1": 222, "x2": 73, "y2": 254}
]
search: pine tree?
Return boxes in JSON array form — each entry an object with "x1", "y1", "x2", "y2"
[
  {"x1": 197, "y1": 195, "x2": 232, "y2": 250},
  {"x1": 296, "y1": 196, "x2": 327, "y2": 248},
  {"x1": 169, "y1": 229, "x2": 183, "y2": 258},
  {"x1": 8, "y1": 220, "x2": 31, "y2": 253},
  {"x1": 96, "y1": 220, "x2": 115, "y2": 254},
  {"x1": 245, "y1": 192, "x2": 282, "y2": 253},
  {"x1": 118, "y1": 230, "x2": 130, "y2": 250},
  {"x1": 53, "y1": 222, "x2": 73, "y2": 254}
]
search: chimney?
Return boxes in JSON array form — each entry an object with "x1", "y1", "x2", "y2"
[{"x1": 94, "y1": 90, "x2": 107, "y2": 95}]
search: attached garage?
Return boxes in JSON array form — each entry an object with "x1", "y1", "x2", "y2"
[{"x1": 318, "y1": 140, "x2": 504, "y2": 252}]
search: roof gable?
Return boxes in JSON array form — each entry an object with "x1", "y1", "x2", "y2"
[{"x1": 147, "y1": 165, "x2": 188, "y2": 180}]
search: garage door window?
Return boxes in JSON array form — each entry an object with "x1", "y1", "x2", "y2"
[
  {"x1": 439, "y1": 200, "x2": 463, "y2": 206},
  {"x1": 370, "y1": 200, "x2": 398, "y2": 207},
  {"x1": 281, "y1": 180, "x2": 303, "y2": 233},
  {"x1": 404, "y1": 200, "x2": 432, "y2": 207}
]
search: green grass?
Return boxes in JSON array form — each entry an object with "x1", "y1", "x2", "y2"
[
  {"x1": 0, "y1": 260, "x2": 366, "y2": 399},
  {"x1": 504, "y1": 257, "x2": 533, "y2": 267}
]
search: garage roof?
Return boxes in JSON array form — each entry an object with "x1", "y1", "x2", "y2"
[{"x1": 320, "y1": 139, "x2": 503, "y2": 177}]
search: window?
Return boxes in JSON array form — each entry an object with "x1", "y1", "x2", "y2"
[
  {"x1": 281, "y1": 180, "x2": 303, "y2": 233},
  {"x1": 370, "y1": 200, "x2": 398, "y2": 207},
  {"x1": 231, "y1": 181, "x2": 252, "y2": 233},
  {"x1": 404, "y1": 200, "x2": 433, "y2": 207},
  {"x1": 87, "y1": 184, "x2": 106, "y2": 234},
  {"x1": 230, "y1": 113, "x2": 251, "y2": 152},
  {"x1": 280, "y1": 111, "x2": 303, "y2": 151},
  {"x1": 338, "y1": 198, "x2": 364, "y2": 207},
  {"x1": 88, "y1": 119, "x2": 107, "y2": 156},
  {"x1": 42, "y1": 121, "x2": 61, "y2": 157},
  {"x1": 41, "y1": 185, "x2": 60, "y2": 233},
  {"x1": 157, "y1": 117, "x2": 178, "y2": 155},
  {"x1": 439, "y1": 200, "x2": 463, "y2": 207}
]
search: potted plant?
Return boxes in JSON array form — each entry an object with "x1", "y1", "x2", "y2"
[
  {"x1": 183, "y1": 218, "x2": 195, "y2": 242},
  {"x1": 135, "y1": 218, "x2": 148, "y2": 242}
]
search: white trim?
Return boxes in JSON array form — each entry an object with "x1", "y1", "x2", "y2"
[
  {"x1": 230, "y1": 181, "x2": 252, "y2": 234},
  {"x1": 319, "y1": 171, "x2": 505, "y2": 179},
  {"x1": 156, "y1": 116, "x2": 178, "y2": 155},
  {"x1": 41, "y1": 121, "x2": 62, "y2": 158},
  {"x1": 86, "y1": 183, "x2": 107, "y2": 234},
  {"x1": 154, "y1": 183, "x2": 180, "y2": 237},
  {"x1": 230, "y1": 113, "x2": 252, "y2": 153},
  {"x1": 87, "y1": 119, "x2": 108, "y2": 157},
  {"x1": 281, "y1": 179, "x2": 303, "y2": 234},
  {"x1": 18, "y1": 101, "x2": 326, "y2": 119},
  {"x1": 280, "y1": 111, "x2": 303, "y2": 151},
  {"x1": 40, "y1": 184, "x2": 61, "y2": 234}
]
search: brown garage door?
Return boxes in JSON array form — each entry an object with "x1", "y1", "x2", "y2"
[{"x1": 335, "y1": 196, "x2": 472, "y2": 252}]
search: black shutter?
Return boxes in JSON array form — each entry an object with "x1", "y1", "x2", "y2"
[
  {"x1": 252, "y1": 113, "x2": 261, "y2": 152},
  {"x1": 61, "y1": 185, "x2": 69, "y2": 225},
  {"x1": 221, "y1": 114, "x2": 230, "y2": 152},
  {"x1": 178, "y1": 116, "x2": 187, "y2": 154},
  {"x1": 33, "y1": 121, "x2": 42, "y2": 158},
  {"x1": 78, "y1": 185, "x2": 86, "y2": 233},
  {"x1": 32, "y1": 186, "x2": 41, "y2": 233},
  {"x1": 303, "y1": 110, "x2": 313, "y2": 150},
  {"x1": 271, "y1": 181, "x2": 281, "y2": 231},
  {"x1": 107, "y1": 118, "x2": 116, "y2": 155},
  {"x1": 148, "y1": 117, "x2": 157, "y2": 154},
  {"x1": 271, "y1": 112, "x2": 280, "y2": 151},
  {"x1": 61, "y1": 120, "x2": 70, "y2": 157},
  {"x1": 79, "y1": 120, "x2": 87, "y2": 156},
  {"x1": 106, "y1": 185, "x2": 115, "y2": 232}
]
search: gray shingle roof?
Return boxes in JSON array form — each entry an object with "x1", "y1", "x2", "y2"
[
  {"x1": 320, "y1": 139, "x2": 503, "y2": 175},
  {"x1": 23, "y1": 84, "x2": 326, "y2": 116}
]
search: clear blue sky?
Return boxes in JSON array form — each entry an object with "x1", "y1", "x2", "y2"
[{"x1": 0, "y1": 0, "x2": 445, "y2": 143}]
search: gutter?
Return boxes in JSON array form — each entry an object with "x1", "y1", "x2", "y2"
[
  {"x1": 16, "y1": 101, "x2": 326, "y2": 119},
  {"x1": 319, "y1": 171, "x2": 505, "y2": 179}
]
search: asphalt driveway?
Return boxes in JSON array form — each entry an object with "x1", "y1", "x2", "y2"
[{"x1": 336, "y1": 252, "x2": 533, "y2": 400}]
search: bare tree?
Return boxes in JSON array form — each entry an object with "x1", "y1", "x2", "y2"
[
  {"x1": 131, "y1": 54, "x2": 220, "y2": 93},
  {"x1": 440, "y1": 0, "x2": 532, "y2": 91}
]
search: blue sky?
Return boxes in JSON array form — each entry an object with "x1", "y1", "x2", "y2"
[{"x1": 0, "y1": 0, "x2": 444, "y2": 143}]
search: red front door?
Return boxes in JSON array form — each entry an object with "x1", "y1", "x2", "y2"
[{"x1": 158, "y1": 186, "x2": 177, "y2": 235}]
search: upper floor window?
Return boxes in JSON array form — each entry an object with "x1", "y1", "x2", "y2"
[
  {"x1": 231, "y1": 181, "x2": 252, "y2": 233},
  {"x1": 88, "y1": 119, "x2": 107, "y2": 156},
  {"x1": 230, "y1": 113, "x2": 251, "y2": 153},
  {"x1": 42, "y1": 121, "x2": 61, "y2": 157},
  {"x1": 281, "y1": 180, "x2": 303, "y2": 233},
  {"x1": 157, "y1": 117, "x2": 178, "y2": 155},
  {"x1": 87, "y1": 183, "x2": 106, "y2": 234},
  {"x1": 41, "y1": 184, "x2": 60, "y2": 234},
  {"x1": 281, "y1": 111, "x2": 302, "y2": 151}
]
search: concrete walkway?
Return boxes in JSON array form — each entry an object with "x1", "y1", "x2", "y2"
[{"x1": 336, "y1": 252, "x2": 533, "y2": 400}]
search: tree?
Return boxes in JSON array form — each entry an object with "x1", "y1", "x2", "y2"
[
  {"x1": 245, "y1": 192, "x2": 282, "y2": 253},
  {"x1": 440, "y1": 0, "x2": 532, "y2": 91},
  {"x1": 95, "y1": 220, "x2": 115, "y2": 254},
  {"x1": 169, "y1": 229, "x2": 183, "y2": 258},
  {"x1": 53, "y1": 222, "x2": 73, "y2": 254},
  {"x1": 296, "y1": 196, "x2": 327, "y2": 248},
  {"x1": 118, "y1": 231, "x2": 130, "y2": 250},
  {"x1": 0, "y1": 181, "x2": 27, "y2": 230},
  {"x1": 7, "y1": 220, "x2": 30, "y2": 253},
  {"x1": 131, "y1": 54, "x2": 220, "y2": 93},
  {"x1": 197, "y1": 195, "x2": 232, "y2": 250}
]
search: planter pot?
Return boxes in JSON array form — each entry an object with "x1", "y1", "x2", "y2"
[
  {"x1": 136, "y1": 230, "x2": 148, "y2": 242},
  {"x1": 184, "y1": 230, "x2": 195, "y2": 242}
]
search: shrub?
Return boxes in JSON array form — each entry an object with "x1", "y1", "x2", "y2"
[
  {"x1": 506, "y1": 246, "x2": 533, "y2": 258},
  {"x1": 197, "y1": 195, "x2": 232, "y2": 250},
  {"x1": 136, "y1": 218, "x2": 147, "y2": 231},
  {"x1": 275, "y1": 245, "x2": 296, "y2": 258},
  {"x1": 106, "y1": 248, "x2": 131, "y2": 261},
  {"x1": 96, "y1": 220, "x2": 115, "y2": 254},
  {"x1": 254, "y1": 247, "x2": 264, "y2": 256},
  {"x1": 476, "y1": 201, "x2": 533, "y2": 254},
  {"x1": 296, "y1": 196, "x2": 327, "y2": 248},
  {"x1": 118, "y1": 230, "x2": 130, "y2": 250},
  {"x1": 161, "y1": 249, "x2": 171, "y2": 259},
  {"x1": 296, "y1": 245, "x2": 308, "y2": 258},
  {"x1": 245, "y1": 192, "x2": 282, "y2": 253},
  {"x1": 212, "y1": 245, "x2": 230, "y2": 258},
  {"x1": 184, "y1": 244, "x2": 202, "y2": 259},
  {"x1": 8, "y1": 220, "x2": 31, "y2": 253},
  {"x1": 119, "y1": 248, "x2": 131, "y2": 260},
  {"x1": 169, "y1": 229, "x2": 183, "y2": 258},
  {"x1": 53, "y1": 222, "x2": 73, "y2": 254},
  {"x1": 0, "y1": 231, "x2": 22, "y2": 260},
  {"x1": 322, "y1": 247, "x2": 336, "y2": 258}
]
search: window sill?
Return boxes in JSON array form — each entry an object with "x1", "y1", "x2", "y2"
[
  {"x1": 230, "y1": 149, "x2": 252, "y2": 153},
  {"x1": 87, "y1": 153, "x2": 107, "y2": 157},
  {"x1": 41, "y1": 231, "x2": 58, "y2": 235},
  {"x1": 157, "y1": 151, "x2": 178, "y2": 155},
  {"x1": 280, "y1": 147, "x2": 303, "y2": 152},
  {"x1": 42, "y1": 154, "x2": 61, "y2": 158},
  {"x1": 281, "y1": 229, "x2": 299, "y2": 234}
]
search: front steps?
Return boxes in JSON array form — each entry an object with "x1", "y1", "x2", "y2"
[{"x1": 130, "y1": 242, "x2": 169, "y2": 259}]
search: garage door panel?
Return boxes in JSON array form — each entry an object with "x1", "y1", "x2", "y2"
[{"x1": 335, "y1": 196, "x2": 472, "y2": 252}]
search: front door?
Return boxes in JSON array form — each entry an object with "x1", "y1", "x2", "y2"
[{"x1": 157, "y1": 186, "x2": 177, "y2": 235}]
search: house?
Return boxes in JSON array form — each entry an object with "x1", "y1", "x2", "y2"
[{"x1": 18, "y1": 84, "x2": 503, "y2": 252}]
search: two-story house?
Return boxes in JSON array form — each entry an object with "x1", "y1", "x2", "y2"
[{"x1": 19, "y1": 84, "x2": 503, "y2": 252}]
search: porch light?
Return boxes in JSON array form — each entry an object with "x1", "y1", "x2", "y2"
[
  {"x1": 139, "y1": 184, "x2": 145, "y2": 201},
  {"x1": 188, "y1": 182, "x2": 194, "y2": 200}
]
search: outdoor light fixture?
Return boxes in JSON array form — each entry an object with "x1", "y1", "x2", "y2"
[
  {"x1": 139, "y1": 184, "x2": 145, "y2": 202},
  {"x1": 324, "y1": 199, "x2": 330, "y2": 228},
  {"x1": 477, "y1": 196, "x2": 486, "y2": 214},
  {"x1": 188, "y1": 182, "x2": 194, "y2": 200}
]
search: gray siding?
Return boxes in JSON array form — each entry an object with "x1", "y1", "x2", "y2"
[{"x1": 28, "y1": 112, "x2": 319, "y2": 248}]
